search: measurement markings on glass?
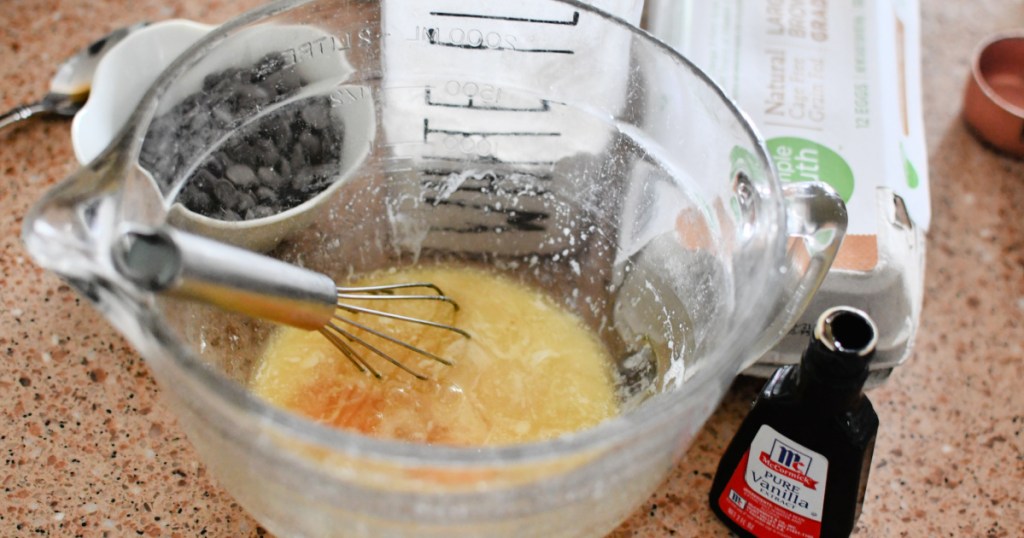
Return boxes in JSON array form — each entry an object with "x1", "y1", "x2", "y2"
[
  {"x1": 419, "y1": 168, "x2": 553, "y2": 182},
  {"x1": 423, "y1": 119, "x2": 560, "y2": 141},
  {"x1": 420, "y1": 155, "x2": 557, "y2": 167},
  {"x1": 425, "y1": 202, "x2": 550, "y2": 233},
  {"x1": 421, "y1": 185, "x2": 553, "y2": 198},
  {"x1": 425, "y1": 89, "x2": 552, "y2": 112},
  {"x1": 424, "y1": 28, "x2": 573, "y2": 55},
  {"x1": 428, "y1": 11, "x2": 580, "y2": 26},
  {"x1": 426, "y1": 197, "x2": 548, "y2": 221},
  {"x1": 382, "y1": 141, "x2": 423, "y2": 148}
]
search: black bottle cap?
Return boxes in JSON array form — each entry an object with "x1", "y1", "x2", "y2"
[{"x1": 802, "y1": 306, "x2": 878, "y2": 388}]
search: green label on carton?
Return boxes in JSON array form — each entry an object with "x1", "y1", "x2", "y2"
[
  {"x1": 901, "y1": 143, "x2": 920, "y2": 189},
  {"x1": 767, "y1": 137, "x2": 855, "y2": 203}
]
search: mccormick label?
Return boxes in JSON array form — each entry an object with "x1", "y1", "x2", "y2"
[{"x1": 717, "y1": 425, "x2": 829, "y2": 538}]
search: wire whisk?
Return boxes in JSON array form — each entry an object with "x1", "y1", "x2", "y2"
[
  {"x1": 321, "y1": 283, "x2": 469, "y2": 379},
  {"x1": 112, "y1": 226, "x2": 470, "y2": 380}
]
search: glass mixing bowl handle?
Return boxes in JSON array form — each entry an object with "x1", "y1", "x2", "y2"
[{"x1": 742, "y1": 180, "x2": 848, "y2": 370}]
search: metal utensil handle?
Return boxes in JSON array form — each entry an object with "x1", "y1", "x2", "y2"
[
  {"x1": 0, "y1": 102, "x2": 46, "y2": 131},
  {"x1": 112, "y1": 226, "x2": 337, "y2": 331}
]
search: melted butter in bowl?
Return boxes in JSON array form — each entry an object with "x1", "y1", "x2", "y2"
[{"x1": 250, "y1": 265, "x2": 619, "y2": 446}]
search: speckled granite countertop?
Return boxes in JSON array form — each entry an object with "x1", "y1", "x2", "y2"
[{"x1": 1, "y1": 0, "x2": 1022, "y2": 536}]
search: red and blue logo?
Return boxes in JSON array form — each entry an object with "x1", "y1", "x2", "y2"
[{"x1": 759, "y1": 440, "x2": 819, "y2": 489}]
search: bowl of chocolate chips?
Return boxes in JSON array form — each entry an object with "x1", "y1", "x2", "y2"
[{"x1": 73, "y1": 20, "x2": 375, "y2": 251}]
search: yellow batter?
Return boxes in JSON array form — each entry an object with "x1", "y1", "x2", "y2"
[{"x1": 250, "y1": 266, "x2": 619, "y2": 446}]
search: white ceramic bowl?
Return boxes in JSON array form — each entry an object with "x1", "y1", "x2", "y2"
[
  {"x1": 73, "y1": 19, "x2": 376, "y2": 251},
  {"x1": 73, "y1": 20, "x2": 214, "y2": 165}
]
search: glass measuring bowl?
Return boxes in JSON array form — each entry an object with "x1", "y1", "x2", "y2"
[{"x1": 22, "y1": 1, "x2": 846, "y2": 536}]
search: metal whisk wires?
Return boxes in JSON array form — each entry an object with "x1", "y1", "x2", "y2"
[
  {"x1": 320, "y1": 283, "x2": 470, "y2": 380},
  {"x1": 112, "y1": 227, "x2": 470, "y2": 381}
]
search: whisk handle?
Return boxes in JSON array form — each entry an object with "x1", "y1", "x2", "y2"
[{"x1": 112, "y1": 226, "x2": 337, "y2": 331}]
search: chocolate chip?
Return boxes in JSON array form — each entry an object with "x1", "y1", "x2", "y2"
[
  {"x1": 212, "y1": 178, "x2": 240, "y2": 207},
  {"x1": 290, "y1": 143, "x2": 307, "y2": 171},
  {"x1": 291, "y1": 169, "x2": 314, "y2": 191},
  {"x1": 225, "y1": 164, "x2": 257, "y2": 188},
  {"x1": 275, "y1": 70, "x2": 302, "y2": 95},
  {"x1": 185, "y1": 190, "x2": 214, "y2": 213},
  {"x1": 236, "y1": 191, "x2": 257, "y2": 212},
  {"x1": 277, "y1": 158, "x2": 292, "y2": 179},
  {"x1": 253, "y1": 139, "x2": 280, "y2": 167},
  {"x1": 256, "y1": 167, "x2": 284, "y2": 189},
  {"x1": 300, "y1": 103, "x2": 330, "y2": 130},
  {"x1": 256, "y1": 186, "x2": 278, "y2": 203},
  {"x1": 250, "y1": 206, "x2": 277, "y2": 219},
  {"x1": 298, "y1": 131, "x2": 323, "y2": 163},
  {"x1": 212, "y1": 103, "x2": 235, "y2": 127}
]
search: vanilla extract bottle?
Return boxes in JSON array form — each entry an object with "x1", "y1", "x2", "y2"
[{"x1": 709, "y1": 306, "x2": 880, "y2": 538}]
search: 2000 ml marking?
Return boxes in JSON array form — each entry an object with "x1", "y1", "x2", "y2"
[{"x1": 408, "y1": 25, "x2": 519, "y2": 51}]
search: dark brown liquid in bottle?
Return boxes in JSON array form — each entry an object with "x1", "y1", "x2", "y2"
[{"x1": 709, "y1": 308, "x2": 879, "y2": 538}]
